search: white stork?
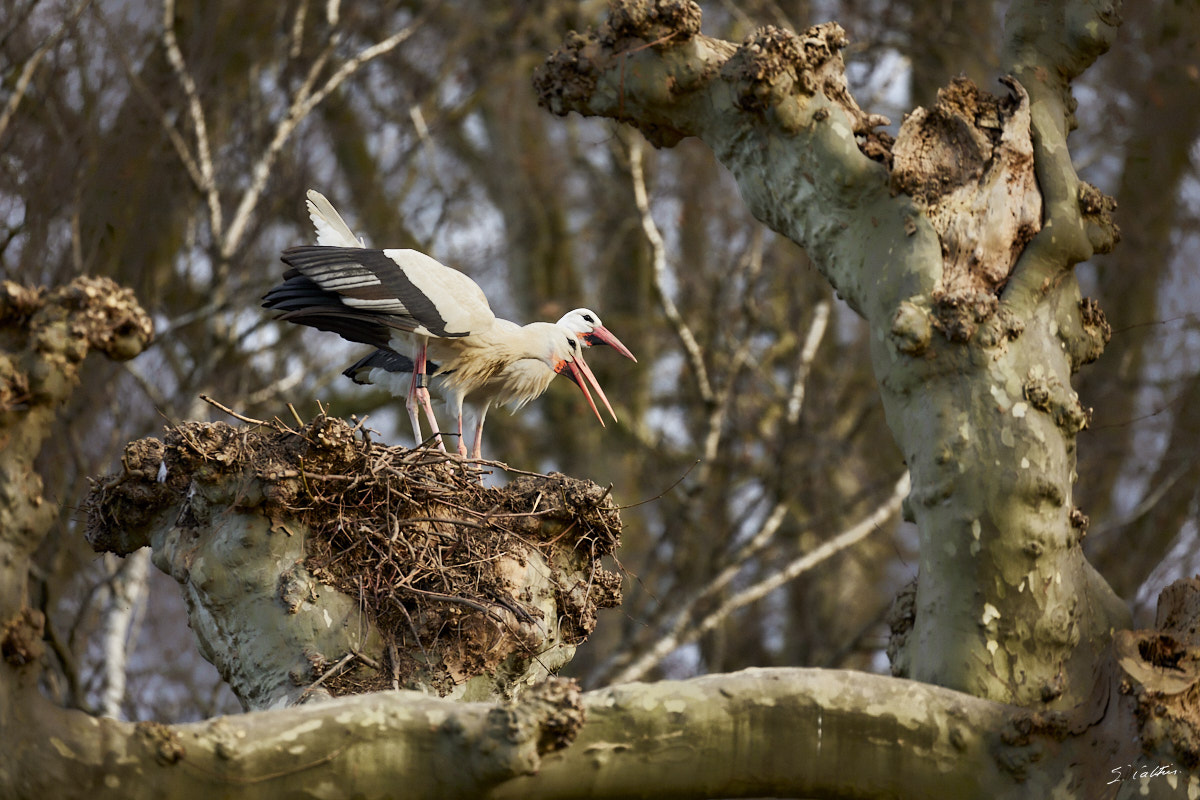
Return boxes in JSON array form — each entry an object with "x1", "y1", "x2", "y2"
[
  {"x1": 263, "y1": 201, "x2": 619, "y2": 456},
  {"x1": 346, "y1": 308, "x2": 637, "y2": 459}
]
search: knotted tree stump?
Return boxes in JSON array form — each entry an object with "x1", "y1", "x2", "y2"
[{"x1": 85, "y1": 414, "x2": 622, "y2": 710}]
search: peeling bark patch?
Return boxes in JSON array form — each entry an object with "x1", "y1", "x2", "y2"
[
  {"x1": 889, "y1": 298, "x2": 933, "y2": 355},
  {"x1": 1021, "y1": 369, "x2": 1091, "y2": 434},
  {"x1": 1068, "y1": 507, "x2": 1089, "y2": 540},
  {"x1": 1, "y1": 607, "x2": 45, "y2": 666},
  {"x1": 930, "y1": 289, "x2": 998, "y2": 342},
  {"x1": 1078, "y1": 181, "x2": 1120, "y2": 254},
  {"x1": 1074, "y1": 297, "x2": 1111, "y2": 369},
  {"x1": 1114, "y1": 616, "x2": 1200, "y2": 771},
  {"x1": 136, "y1": 721, "x2": 185, "y2": 765},
  {"x1": 719, "y1": 22, "x2": 886, "y2": 135},
  {"x1": 602, "y1": 0, "x2": 702, "y2": 45},
  {"x1": 522, "y1": 677, "x2": 585, "y2": 754},
  {"x1": 890, "y1": 77, "x2": 1041, "y2": 297},
  {"x1": 721, "y1": 25, "x2": 823, "y2": 110}
]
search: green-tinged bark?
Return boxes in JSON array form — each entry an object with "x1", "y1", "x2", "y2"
[
  {"x1": 0, "y1": 278, "x2": 153, "y2": 621},
  {"x1": 535, "y1": 0, "x2": 1129, "y2": 707},
  {"x1": 7, "y1": 663, "x2": 1192, "y2": 800}
]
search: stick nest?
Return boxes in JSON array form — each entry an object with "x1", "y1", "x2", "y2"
[{"x1": 86, "y1": 413, "x2": 622, "y2": 698}]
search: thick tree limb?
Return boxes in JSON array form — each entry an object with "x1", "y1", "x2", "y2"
[
  {"x1": 0, "y1": 278, "x2": 153, "y2": 616},
  {"x1": 536, "y1": 3, "x2": 934, "y2": 327},
  {"x1": 4, "y1": 658, "x2": 1194, "y2": 800}
]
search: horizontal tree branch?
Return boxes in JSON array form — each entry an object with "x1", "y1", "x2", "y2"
[{"x1": 5, "y1": 660, "x2": 1173, "y2": 800}]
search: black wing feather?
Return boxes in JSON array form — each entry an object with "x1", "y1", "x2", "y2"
[
  {"x1": 276, "y1": 246, "x2": 466, "y2": 338},
  {"x1": 343, "y1": 349, "x2": 449, "y2": 385},
  {"x1": 263, "y1": 274, "x2": 395, "y2": 349}
]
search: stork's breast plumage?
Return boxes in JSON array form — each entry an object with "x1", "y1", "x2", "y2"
[{"x1": 441, "y1": 353, "x2": 555, "y2": 410}]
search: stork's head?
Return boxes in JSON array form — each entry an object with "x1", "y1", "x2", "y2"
[
  {"x1": 530, "y1": 324, "x2": 618, "y2": 426},
  {"x1": 557, "y1": 308, "x2": 638, "y2": 362}
]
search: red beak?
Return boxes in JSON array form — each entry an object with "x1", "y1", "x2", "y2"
[
  {"x1": 557, "y1": 350, "x2": 619, "y2": 425},
  {"x1": 582, "y1": 324, "x2": 637, "y2": 362}
]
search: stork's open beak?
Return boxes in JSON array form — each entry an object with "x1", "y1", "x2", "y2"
[
  {"x1": 557, "y1": 350, "x2": 619, "y2": 426},
  {"x1": 583, "y1": 325, "x2": 638, "y2": 362}
]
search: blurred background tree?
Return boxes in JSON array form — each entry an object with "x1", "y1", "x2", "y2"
[{"x1": 1, "y1": 0, "x2": 1196, "y2": 722}]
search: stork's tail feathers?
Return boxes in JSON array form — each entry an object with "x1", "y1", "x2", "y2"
[{"x1": 306, "y1": 189, "x2": 365, "y2": 248}]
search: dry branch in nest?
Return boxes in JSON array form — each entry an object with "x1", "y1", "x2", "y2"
[{"x1": 85, "y1": 412, "x2": 622, "y2": 708}]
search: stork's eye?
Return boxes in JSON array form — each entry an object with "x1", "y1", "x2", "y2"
[
  {"x1": 567, "y1": 338, "x2": 577, "y2": 351},
  {"x1": 583, "y1": 314, "x2": 595, "y2": 323}
]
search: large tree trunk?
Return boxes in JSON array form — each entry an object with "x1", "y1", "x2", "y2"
[{"x1": 534, "y1": 0, "x2": 1129, "y2": 709}]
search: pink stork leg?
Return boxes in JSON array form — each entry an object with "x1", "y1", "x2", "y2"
[
  {"x1": 455, "y1": 412, "x2": 469, "y2": 458},
  {"x1": 448, "y1": 397, "x2": 470, "y2": 458},
  {"x1": 470, "y1": 402, "x2": 491, "y2": 460},
  {"x1": 407, "y1": 337, "x2": 445, "y2": 451}
]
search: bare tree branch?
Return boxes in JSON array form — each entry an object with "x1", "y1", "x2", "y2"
[
  {"x1": 612, "y1": 473, "x2": 908, "y2": 682},
  {"x1": 718, "y1": 472, "x2": 908, "y2": 620},
  {"x1": 96, "y1": 550, "x2": 151, "y2": 719},
  {"x1": 288, "y1": 0, "x2": 310, "y2": 60},
  {"x1": 221, "y1": 16, "x2": 426, "y2": 258},
  {"x1": 0, "y1": 0, "x2": 93, "y2": 144},
  {"x1": 162, "y1": 0, "x2": 222, "y2": 240},
  {"x1": 786, "y1": 298, "x2": 831, "y2": 425},
  {"x1": 629, "y1": 136, "x2": 713, "y2": 405},
  {"x1": 95, "y1": 7, "x2": 206, "y2": 195}
]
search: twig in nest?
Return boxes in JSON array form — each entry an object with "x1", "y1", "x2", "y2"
[
  {"x1": 388, "y1": 641, "x2": 401, "y2": 691},
  {"x1": 352, "y1": 649, "x2": 381, "y2": 670},
  {"x1": 397, "y1": 585, "x2": 511, "y2": 626},
  {"x1": 300, "y1": 652, "x2": 354, "y2": 700},
  {"x1": 200, "y1": 394, "x2": 267, "y2": 425}
]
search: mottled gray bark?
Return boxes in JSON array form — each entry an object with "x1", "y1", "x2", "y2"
[
  {"x1": 535, "y1": 0, "x2": 1129, "y2": 709},
  {"x1": 0, "y1": 276, "x2": 153, "y2": 644}
]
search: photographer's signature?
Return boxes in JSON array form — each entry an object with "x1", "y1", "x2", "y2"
[{"x1": 1107, "y1": 762, "x2": 1182, "y2": 785}]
